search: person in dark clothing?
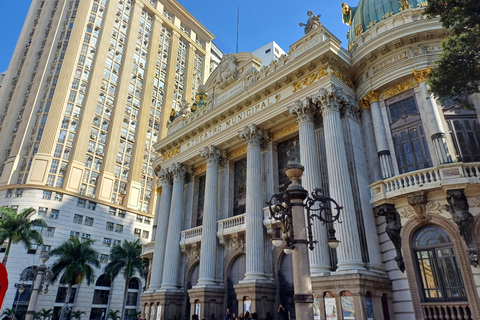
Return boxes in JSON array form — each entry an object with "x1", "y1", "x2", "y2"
[
  {"x1": 224, "y1": 309, "x2": 231, "y2": 320},
  {"x1": 277, "y1": 305, "x2": 290, "y2": 320}
]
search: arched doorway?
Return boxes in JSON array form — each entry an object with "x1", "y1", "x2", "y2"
[
  {"x1": 227, "y1": 254, "x2": 245, "y2": 314},
  {"x1": 278, "y1": 254, "x2": 295, "y2": 318}
]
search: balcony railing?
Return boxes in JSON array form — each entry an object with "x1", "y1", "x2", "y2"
[
  {"x1": 217, "y1": 214, "x2": 246, "y2": 246},
  {"x1": 180, "y1": 225, "x2": 203, "y2": 247},
  {"x1": 422, "y1": 302, "x2": 472, "y2": 320},
  {"x1": 370, "y1": 162, "x2": 480, "y2": 204}
]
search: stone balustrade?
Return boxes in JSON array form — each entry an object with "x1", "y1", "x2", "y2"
[
  {"x1": 422, "y1": 302, "x2": 472, "y2": 320},
  {"x1": 370, "y1": 162, "x2": 480, "y2": 204}
]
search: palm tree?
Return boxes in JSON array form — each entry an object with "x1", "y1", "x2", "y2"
[
  {"x1": 2, "y1": 308, "x2": 18, "y2": 320},
  {"x1": 106, "y1": 310, "x2": 120, "y2": 320},
  {"x1": 104, "y1": 239, "x2": 143, "y2": 320},
  {"x1": 68, "y1": 310, "x2": 85, "y2": 320},
  {"x1": 0, "y1": 206, "x2": 47, "y2": 265},
  {"x1": 36, "y1": 308, "x2": 53, "y2": 320},
  {"x1": 49, "y1": 237, "x2": 100, "y2": 311}
]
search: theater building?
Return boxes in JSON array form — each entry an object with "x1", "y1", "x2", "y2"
[{"x1": 141, "y1": 0, "x2": 480, "y2": 319}]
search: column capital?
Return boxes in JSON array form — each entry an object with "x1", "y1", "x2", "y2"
[
  {"x1": 341, "y1": 97, "x2": 360, "y2": 120},
  {"x1": 359, "y1": 99, "x2": 370, "y2": 111},
  {"x1": 413, "y1": 67, "x2": 432, "y2": 83},
  {"x1": 157, "y1": 168, "x2": 172, "y2": 185},
  {"x1": 288, "y1": 97, "x2": 316, "y2": 124},
  {"x1": 199, "y1": 145, "x2": 226, "y2": 166},
  {"x1": 239, "y1": 124, "x2": 268, "y2": 148},
  {"x1": 316, "y1": 86, "x2": 346, "y2": 114},
  {"x1": 168, "y1": 163, "x2": 190, "y2": 182},
  {"x1": 362, "y1": 90, "x2": 380, "y2": 103}
]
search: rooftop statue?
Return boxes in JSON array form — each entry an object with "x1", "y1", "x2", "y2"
[{"x1": 299, "y1": 11, "x2": 321, "y2": 34}]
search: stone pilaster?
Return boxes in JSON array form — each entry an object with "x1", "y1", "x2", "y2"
[
  {"x1": 239, "y1": 124, "x2": 267, "y2": 281},
  {"x1": 362, "y1": 90, "x2": 394, "y2": 179},
  {"x1": 160, "y1": 163, "x2": 189, "y2": 290},
  {"x1": 196, "y1": 146, "x2": 225, "y2": 286},
  {"x1": 318, "y1": 87, "x2": 365, "y2": 272},
  {"x1": 358, "y1": 99, "x2": 381, "y2": 183},
  {"x1": 148, "y1": 169, "x2": 173, "y2": 291},
  {"x1": 413, "y1": 68, "x2": 452, "y2": 164},
  {"x1": 289, "y1": 98, "x2": 331, "y2": 275}
]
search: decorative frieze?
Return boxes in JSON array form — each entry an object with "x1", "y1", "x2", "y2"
[
  {"x1": 269, "y1": 122, "x2": 299, "y2": 141},
  {"x1": 161, "y1": 148, "x2": 179, "y2": 161},
  {"x1": 292, "y1": 67, "x2": 328, "y2": 93},
  {"x1": 228, "y1": 145, "x2": 247, "y2": 159},
  {"x1": 412, "y1": 67, "x2": 432, "y2": 83},
  {"x1": 193, "y1": 164, "x2": 207, "y2": 175},
  {"x1": 380, "y1": 78, "x2": 418, "y2": 99}
]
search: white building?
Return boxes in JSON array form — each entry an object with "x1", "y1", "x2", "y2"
[
  {"x1": 0, "y1": 0, "x2": 216, "y2": 319},
  {"x1": 251, "y1": 41, "x2": 286, "y2": 68}
]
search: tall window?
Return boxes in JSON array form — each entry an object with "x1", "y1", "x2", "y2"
[
  {"x1": 233, "y1": 158, "x2": 247, "y2": 216},
  {"x1": 413, "y1": 226, "x2": 467, "y2": 302},
  {"x1": 387, "y1": 92, "x2": 432, "y2": 173},
  {"x1": 277, "y1": 136, "x2": 300, "y2": 192},
  {"x1": 444, "y1": 107, "x2": 480, "y2": 162},
  {"x1": 196, "y1": 175, "x2": 206, "y2": 226}
]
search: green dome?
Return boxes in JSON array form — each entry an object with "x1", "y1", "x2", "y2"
[{"x1": 342, "y1": 0, "x2": 427, "y2": 49}]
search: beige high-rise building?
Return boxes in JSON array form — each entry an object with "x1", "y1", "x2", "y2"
[{"x1": 0, "y1": 0, "x2": 216, "y2": 318}]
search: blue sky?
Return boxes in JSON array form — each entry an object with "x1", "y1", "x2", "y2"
[{"x1": 0, "y1": 0, "x2": 351, "y2": 72}]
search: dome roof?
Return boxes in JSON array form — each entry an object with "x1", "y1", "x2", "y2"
[{"x1": 342, "y1": 0, "x2": 426, "y2": 49}]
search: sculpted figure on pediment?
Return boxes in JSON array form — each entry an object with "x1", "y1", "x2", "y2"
[{"x1": 216, "y1": 53, "x2": 238, "y2": 90}]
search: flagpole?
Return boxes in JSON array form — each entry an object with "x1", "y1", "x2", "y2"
[{"x1": 236, "y1": 5, "x2": 239, "y2": 53}]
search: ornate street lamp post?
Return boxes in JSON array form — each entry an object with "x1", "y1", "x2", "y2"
[
  {"x1": 267, "y1": 161, "x2": 343, "y2": 319},
  {"x1": 24, "y1": 253, "x2": 52, "y2": 320}
]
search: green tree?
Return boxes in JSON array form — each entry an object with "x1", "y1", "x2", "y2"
[
  {"x1": 2, "y1": 308, "x2": 18, "y2": 320},
  {"x1": 35, "y1": 308, "x2": 54, "y2": 320},
  {"x1": 0, "y1": 206, "x2": 47, "y2": 265},
  {"x1": 49, "y1": 237, "x2": 100, "y2": 310},
  {"x1": 104, "y1": 239, "x2": 143, "y2": 320},
  {"x1": 424, "y1": 0, "x2": 480, "y2": 104},
  {"x1": 68, "y1": 310, "x2": 85, "y2": 320},
  {"x1": 106, "y1": 310, "x2": 120, "y2": 320}
]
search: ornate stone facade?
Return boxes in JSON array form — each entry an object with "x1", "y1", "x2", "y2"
[{"x1": 141, "y1": 2, "x2": 480, "y2": 320}]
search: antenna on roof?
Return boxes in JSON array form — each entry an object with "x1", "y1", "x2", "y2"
[{"x1": 236, "y1": 5, "x2": 240, "y2": 53}]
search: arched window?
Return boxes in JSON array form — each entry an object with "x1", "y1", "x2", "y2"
[
  {"x1": 95, "y1": 274, "x2": 111, "y2": 287},
  {"x1": 413, "y1": 226, "x2": 467, "y2": 302}
]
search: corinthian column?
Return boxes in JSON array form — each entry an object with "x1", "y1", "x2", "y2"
[
  {"x1": 148, "y1": 169, "x2": 173, "y2": 291},
  {"x1": 363, "y1": 90, "x2": 394, "y2": 179},
  {"x1": 196, "y1": 146, "x2": 225, "y2": 286},
  {"x1": 239, "y1": 124, "x2": 267, "y2": 281},
  {"x1": 413, "y1": 68, "x2": 452, "y2": 164},
  {"x1": 289, "y1": 98, "x2": 330, "y2": 275},
  {"x1": 318, "y1": 87, "x2": 364, "y2": 271},
  {"x1": 160, "y1": 163, "x2": 188, "y2": 290},
  {"x1": 343, "y1": 99, "x2": 383, "y2": 271}
]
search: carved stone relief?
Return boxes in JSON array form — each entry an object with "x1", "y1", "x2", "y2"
[
  {"x1": 376, "y1": 203, "x2": 405, "y2": 272},
  {"x1": 445, "y1": 189, "x2": 478, "y2": 266}
]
